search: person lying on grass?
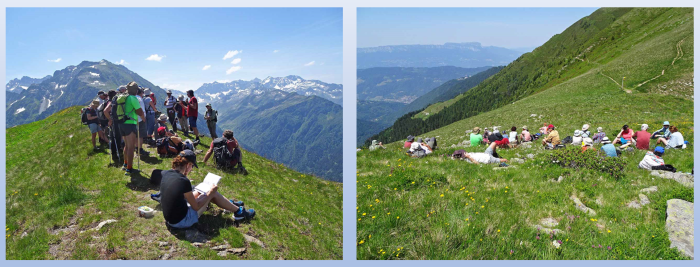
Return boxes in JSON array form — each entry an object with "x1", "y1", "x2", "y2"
[
  {"x1": 638, "y1": 146, "x2": 676, "y2": 172},
  {"x1": 404, "y1": 135, "x2": 415, "y2": 148},
  {"x1": 461, "y1": 142, "x2": 508, "y2": 165},
  {"x1": 657, "y1": 125, "x2": 685, "y2": 149},
  {"x1": 160, "y1": 150, "x2": 255, "y2": 229}
]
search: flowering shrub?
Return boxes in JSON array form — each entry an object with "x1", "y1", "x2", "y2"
[{"x1": 544, "y1": 146, "x2": 626, "y2": 179}]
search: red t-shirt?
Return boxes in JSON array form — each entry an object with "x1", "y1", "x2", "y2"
[
  {"x1": 633, "y1": 130, "x2": 651, "y2": 150},
  {"x1": 404, "y1": 141, "x2": 412, "y2": 148},
  {"x1": 495, "y1": 138, "x2": 510, "y2": 148},
  {"x1": 188, "y1": 96, "x2": 198, "y2": 117},
  {"x1": 621, "y1": 129, "x2": 634, "y2": 140}
]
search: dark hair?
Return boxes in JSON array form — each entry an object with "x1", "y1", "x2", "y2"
[
  {"x1": 172, "y1": 155, "x2": 191, "y2": 170},
  {"x1": 623, "y1": 125, "x2": 629, "y2": 130},
  {"x1": 654, "y1": 151, "x2": 664, "y2": 157},
  {"x1": 511, "y1": 126, "x2": 516, "y2": 131},
  {"x1": 187, "y1": 90, "x2": 194, "y2": 97},
  {"x1": 107, "y1": 90, "x2": 117, "y2": 99},
  {"x1": 223, "y1": 130, "x2": 234, "y2": 139}
]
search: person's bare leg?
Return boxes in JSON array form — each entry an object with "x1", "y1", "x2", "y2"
[
  {"x1": 210, "y1": 191, "x2": 239, "y2": 212},
  {"x1": 193, "y1": 127, "x2": 199, "y2": 138},
  {"x1": 124, "y1": 133, "x2": 136, "y2": 169},
  {"x1": 193, "y1": 191, "x2": 212, "y2": 216},
  {"x1": 658, "y1": 138, "x2": 669, "y2": 146},
  {"x1": 92, "y1": 133, "x2": 97, "y2": 147}
]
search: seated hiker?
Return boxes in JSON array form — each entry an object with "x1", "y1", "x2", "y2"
[
  {"x1": 657, "y1": 125, "x2": 685, "y2": 149},
  {"x1": 482, "y1": 129, "x2": 491, "y2": 144},
  {"x1": 160, "y1": 150, "x2": 255, "y2": 229},
  {"x1": 508, "y1": 126, "x2": 518, "y2": 144},
  {"x1": 539, "y1": 123, "x2": 548, "y2": 135},
  {"x1": 631, "y1": 124, "x2": 651, "y2": 150},
  {"x1": 651, "y1": 121, "x2": 671, "y2": 139},
  {"x1": 369, "y1": 140, "x2": 386, "y2": 151},
  {"x1": 581, "y1": 124, "x2": 592, "y2": 138},
  {"x1": 203, "y1": 130, "x2": 248, "y2": 175},
  {"x1": 612, "y1": 125, "x2": 634, "y2": 145},
  {"x1": 154, "y1": 114, "x2": 173, "y2": 139},
  {"x1": 85, "y1": 101, "x2": 109, "y2": 150},
  {"x1": 638, "y1": 146, "x2": 676, "y2": 172},
  {"x1": 404, "y1": 135, "x2": 415, "y2": 148},
  {"x1": 469, "y1": 128, "x2": 482, "y2": 146},
  {"x1": 462, "y1": 143, "x2": 509, "y2": 165},
  {"x1": 592, "y1": 127, "x2": 606, "y2": 143},
  {"x1": 156, "y1": 134, "x2": 185, "y2": 156},
  {"x1": 519, "y1": 126, "x2": 532, "y2": 142},
  {"x1": 411, "y1": 137, "x2": 434, "y2": 154},
  {"x1": 407, "y1": 142, "x2": 428, "y2": 158},
  {"x1": 493, "y1": 132, "x2": 511, "y2": 148},
  {"x1": 571, "y1": 130, "x2": 583, "y2": 146},
  {"x1": 581, "y1": 138, "x2": 595, "y2": 152},
  {"x1": 600, "y1": 137, "x2": 620, "y2": 157},
  {"x1": 541, "y1": 124, "x2": 560, "y2": 149}
]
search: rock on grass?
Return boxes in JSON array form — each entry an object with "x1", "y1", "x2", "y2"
[{"x1": 665, "y1": 199, "x2": 694, "y2": 259}]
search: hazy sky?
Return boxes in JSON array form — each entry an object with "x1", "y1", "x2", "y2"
[
  {"x1": 7, "y1": 8, "x2": 343, "y2": 90},
  {"x1": 358, "y1": 8, "x2": 599, "y2": 50}
]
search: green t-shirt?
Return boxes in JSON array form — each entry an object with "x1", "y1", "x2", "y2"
[
  {"x1": 123, "y1": 95, "x2": 141, "y2": 125},
  {"x1": 470, "y1": 133, "x2": 483, "y2": 146}
]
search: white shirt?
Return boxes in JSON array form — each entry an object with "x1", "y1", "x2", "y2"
[
  {"x1": 165, "y1": 95, "x2": 176, "y2": 108},
  {"x1": 420, "y1": 144, "x2": 432, "y2": 154},
  {"x1": 667, "y1": 132, "x2": 685, "y2": 148},
  {"x1": 466, "y1": 153, "x2": 500, "y2": 164},
  {"x1": 136, "y1": 95, "x2": 145, "y2": 122},
  {"x1": 639, "y1": 151, "x2": 664, "y2": 170},
  {"x1": 572, "y1": 136, "x2": 583, "y2": 146}
]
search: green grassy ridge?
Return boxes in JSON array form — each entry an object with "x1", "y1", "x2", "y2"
[
  {"x1": 6, "y1": 106, "x2": 342, "y2": 260},
  {"x1": 366, "y1": 8, "x2": 693, "y2": 147}
]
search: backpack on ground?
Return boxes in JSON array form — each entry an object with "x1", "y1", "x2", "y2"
[
  {"x1": 156, "y1": 137, "x2": 182, "y2": 156},
  {"x1": 80, "y1": 107, "x2": 90, "y2": 125},
  {"x1": 212, "y1": 137, "x2": 236, "y2": 169},
  {"x1": 562, "y1": 136, "x2": 573, "y2": 144}
]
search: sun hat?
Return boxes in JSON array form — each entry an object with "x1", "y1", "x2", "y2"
[
  {"x1": 118, "y1": 85, "x2": 127, "y2": 92},
  {"x1": 410, "y1": 142, "x2": 421, "y2": 151},
  {"x1": 206, "y1": 103, "x2": 212, "y2": 107},
  {"x1": 663, "y1": 121, "x2": 670, "y2": 126},
  {"x1": 597, "y1": 127, "x2": 603, "y2": 132},
  {"x1": 574, "y1": 130, "x2": 581, "y2": 137},
  {"x1": 179, "y1": 150, "x2": 198, "y2": 168},
  {"x1": 654, "y1": 146, "x2": 665, "y2": 154},
  {"x1": 473, "y1": 127, "x2": 480, "y2": 133},
  {"x1": 582, "y1": 124, "x2": 590, "y2": 131},
  {"x1": 641, "y1": 124, "x2": 649, "y2": 131},
  {"x1": 601, "y1": 136, "x2": 612, "y2": 144},
  {"x1": 91, "y1": 100, "x2": 100, "y2": 107},
  {"x1": 522, "y1": 125, "x2": 528, "y2": 130},
  {"x1": 126, "y1": 82, "x2": 139, "y2": 95},
  {"x1": 158, "y1": 114, "x2": 168, "y2": 121},
  {"x1": 407, "y1": 135, "x2": 414, "y2": 142},
  {"x1": 144, "y1": 89, "x2": 151, "y2": 96},
  {"x1": 583, "y1": 138, "x2": 593, "y2": 147}
]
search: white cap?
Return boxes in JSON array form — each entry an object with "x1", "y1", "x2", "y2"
[{"x1": 641, "y1": 124, "x2": 649, "y2": 131}]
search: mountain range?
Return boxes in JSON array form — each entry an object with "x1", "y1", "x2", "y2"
[
  {"x1": 6, "y1": 75, "x2": 52, "y2": 94},
  {"x1": 357, "y1": 42, "x2": 523, "y2": 69}
]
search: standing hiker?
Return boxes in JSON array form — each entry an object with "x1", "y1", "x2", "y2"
[
  {"x1": 204, "y1": 103, "x2": 218, "y2": 139},
  {"x1": 104, "y1": 89, "x2": 123, "y2": 164},
  {"x1": 202, "y1": 130, "x2": 248, "y2": 175},
  {"x1": 143, "y1": 89, "x2": 159, "y2": 141},
  {"x1": 136, "y1": 89, "x2": 150, "y2": 155},
  {"x1": 186, "y1": 90, "x2": 201, "y2": 142},
  {"x1": 176, "y1": 95, "x2": 189, "y2": 135},
  {"x1": 117, "y1": 82, "x2": 146, "y2": 175},
  {"x1": 164, "y1": 90, "x2": 178, "y2": 132},
  {"x1": 86, "y1": 100, "x2": 108, "y2": 150}
]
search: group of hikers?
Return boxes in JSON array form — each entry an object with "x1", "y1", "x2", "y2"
[
  {"x1": 80, "y1": 82, "x2": 255, "y2": 227},
  {"x1": 371, "y1": 120, "x2": 687, "y2": 172}
]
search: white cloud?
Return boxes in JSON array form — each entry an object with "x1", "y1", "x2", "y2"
[
  {"x1": 304, "y1": 61, "x2": 316, "y2": 67},
  {"x1": 202, "y1": 65, "x2": 211, "y2": 70},
  {"x1": 116, "y1": 59, "x2": 129, "y2": 65},
  {"x1": 145, "y1": 54, "x2": 165, "y2": 61},
  {"x1": 230, "y1": 58, "x2": 242, "y2": 65},
  {"x1": 223, "y1": 50, "x2": 241, "y2": 60},
  {"x1": 48, "y1": 58, "x2": 62, "y2": 63},
  {"x1": 162, "y1": 83, "x2": 181, "y2": 89},
  {"x1": 226, "y1": 66, "x2": 242, "y2": 75},
  {"x1": 273, "y1": 50, "x2": 280, "y2": 53}
]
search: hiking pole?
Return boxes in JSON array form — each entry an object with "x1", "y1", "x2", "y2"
[{"x1": 113, "y1": 125, "x2": 121, "y2": 165}]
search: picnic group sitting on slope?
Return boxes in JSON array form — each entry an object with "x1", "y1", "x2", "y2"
[
  {"x1": 371, "y1": 121, "x2": 687, "y2": 171},
  {"x1": 81, "y1": 81, "x2": 247, "y2": 176}
]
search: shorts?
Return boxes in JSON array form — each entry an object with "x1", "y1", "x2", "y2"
[
  {"x1": 620, "y1": 138, "x2": 628, "y2": 144},
  {"x1": 138, "y1": 121, "x2": 147, "y2": 138},
  {"x1": 119, "y1": 123, "x2": 137, "y2": 137},
  {"x1": 88, "y1": 123, "x2": 101, "y2": 134},
  {"x1": 167, "y1": 207, "x2": 199, "y2": 229},
  {"x1": 188, "y1": 116, "x2": 198, "y2": 128}
]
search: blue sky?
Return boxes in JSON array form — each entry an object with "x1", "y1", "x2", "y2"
[
  {"x1": 6, "y1": 8, "x2": 343, "y2": 90},
  {"x1": 358, "y1": 8, "x2": 599, "y2": 50}
]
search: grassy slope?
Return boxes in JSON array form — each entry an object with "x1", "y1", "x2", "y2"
[
  {"x1": 6, "y1": 106, "x2": 342, "y2": 260},
  {"x1": 356, "y1": 8, "x2": 693, "y2": 260}
]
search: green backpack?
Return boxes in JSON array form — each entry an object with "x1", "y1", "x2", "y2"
[{"x1": 114, "y1": 93, "x2": 134, "y2": 124}]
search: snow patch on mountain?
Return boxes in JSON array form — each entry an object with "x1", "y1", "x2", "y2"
[
  {"x1": 15, "y1": 107, "x2": 25, "y2": 115},
  {"x1": 89, "y1": 72, "x2": 100, "y2": 77},
  {"x1": 8, "y1": 96, "x2": 26, "y2": 107}
]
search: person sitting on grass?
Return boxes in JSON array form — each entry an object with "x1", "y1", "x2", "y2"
[
  {"x1": 508, "y1": 126, "x2": 518, "y2": 144},
  {"x1": 541, "y1": 124, "x2": 560, "y2": 149},
  {"x1": 631, "y1": 124, "x2": 651, "y2": 150},
  {"x1": 86, "y1": 100, "x2": 109, "y2": 150},
  {"x1": 581, "y1": 124, "x2": 592, "y2": 139},
  {"x1": 657, "y1": 125, "x2": 685, "y2": 149},
  {"x1": 482, "y1": 129, "x2": 491, "y2": 144},
  {"x1": 202, "y1": 130, "x2": 248, "y2": 175},
  {"x1": 600, "y1": 137, "x2": 620, "y2": 157},
  {"x1": 572, "y1": 130, "x2": 583, "y2": 146},
  {"x1": 638, "y1": 146, "x2": 676, "y2": 172},
  {"x1": 539, "y1": 123, "x2": 548, "y2": 135},
  {"x1": 581, "y1": 138, "x2": 595, "y2": 152},
  {"x1": 519, "y1": 126, "x2": 532, "y2": 142},
  {"x1": 592, "y1": 127, "x2": 606, "y2": 143},
  {"x1": 369, "y1": 140, "x2": 385, "y2": 151},
  {"x1": 463, "y1": 141, "x2": 509, "y2": 165},
  {"x1": 408, "y1": 142, "x2": 427, "y2": 158},
  {"x1": 651, "y1": 121, "x2": 671, "y2": 139},
  {"x1": 494, "y1": 132, "x2": 511, "y2": 148},
  {"x1": 612, "y1": 124, "x2": 634, "y2": 146},
  {"x1": 469, "y1": 128, "x2": 482, "y2": 146},
  {"x1": 160, "y1": 150, "x2": 255, "y2": 229},
  {"x1": 404, "y1": 135, "x2": 415, "y2": 148}
]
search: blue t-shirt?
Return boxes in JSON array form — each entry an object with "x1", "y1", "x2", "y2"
[{"x1": 601, "y1": 144, "x2": 618, "y2": 157}]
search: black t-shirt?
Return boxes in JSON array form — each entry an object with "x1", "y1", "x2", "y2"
[
  {"x1": 86, "y1": 108, "x2": 99, "y2": 124},
  {"x1": 159, "y1": 169, "x2": 193, "y2": 224}
]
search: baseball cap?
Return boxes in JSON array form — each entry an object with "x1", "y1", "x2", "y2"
[
  {"x1": 158, "y1": 126, "x2": 166, "y2": 136},
  {"x1": 206, "y1": 103, "x2": 212, "y2": 107},
  {"x1": 548, "y1": 124, "x2": 554, "y2": 129},
  {"x1": 179, "y1": 150, "x2": 199, "y2": 168},
  {"x1": 158, "y1": 114, "x2": 168, "y2": 121},
  {"x1": 641, "y1": 124, "x2": 649, "y2": 131},
  {"x1": 663, "y1": 121, "x2": 670, "y2": 126},
  {"x1": 654, "y1": 146, "x2": 665, "y2": 154}
]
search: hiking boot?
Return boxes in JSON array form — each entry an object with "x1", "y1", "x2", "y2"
[
  {"x1": 151, "y1": 193, "x2": 161, "y2": 203},
  {"x1": 229, "y1": 200, "x2": 244, "y2": 207},
  {"x1": 140, "y1": 148, "x2": 150, "y2": 155},
  {"x1": 499, "y1": 163, "x2": 509, "y2": 168},
  {"x1": 93, "y1": 146, "x2": 99, "y2": 151},
  {"x1": 233, "y1": 207, "x2": 255, "y2": 222},
  {"x1": 122, "y1": 163, "x2": 128, "y2": 170},
  {"x1": 125, "y1": 168, "x2": 134, "y2": 175}
]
